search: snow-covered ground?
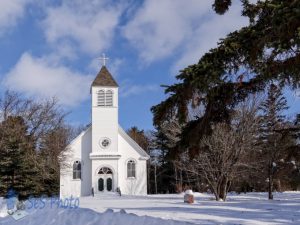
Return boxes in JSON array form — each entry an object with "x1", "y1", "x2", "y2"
[
  {"x1": 79, "y1": 192, "x2": 300, "y2": 224},
  {"x1": 0, "y1": 192, "x2": 299, "y2": 224}
]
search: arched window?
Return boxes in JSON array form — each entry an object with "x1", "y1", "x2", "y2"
[
  {"x1": 98, "y1": 167, "x2": 113, "y2": 174},
  {"x1": 73, "y1": 161, "x2": 81, "y2": 179},
  {"x1": 97, "y1": 90, "x2": 105, "y2": 106},
  {"x1": 127, "y1": 160, "x2": 136, "y2": 178},
  {"x1": 106, "y1": 90, "x2": 113, "y2": 106}
]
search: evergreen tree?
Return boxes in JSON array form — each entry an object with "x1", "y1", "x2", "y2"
[
  {"x1": 259, "y1": 84, "x2": 289, "y2": 199},
  {"x1": 152, "y1": 0, "x2": 300, "y2": 157},
  {"x1": 152, "y1": 129, "x2": 175, "y2": 193},
  {"x1": 0, "y1": 116, "x2": 39, "y2": 199},
  {"x1": 127, "y1": 127, "x2": 150, "y2": 151},
  {"x1": 0, "y1": 92, "x2": 72, "y2": 197},
  {"x1": 277, "y1": 114, "x2": 300, "y2": 191}
]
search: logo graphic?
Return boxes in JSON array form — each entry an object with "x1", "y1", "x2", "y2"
[
  {"x1": 6, "y1": 188, "x2": 17, "y2": 215},
  {"x1": 1, "y1": 189, "x2": 79, "y2": 221},
  {"x1": 5, "y1": 189, "x2": 28, "y2": 220},
  {"x1": 0, "y1": 197, "x2": 6, "y2": 217}
]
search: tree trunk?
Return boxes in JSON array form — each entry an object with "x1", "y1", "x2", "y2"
[
  {"x1": 197, "y1": 179, "x2": 201, "y2": 192},
  {"x1": 268, "y1": 180, "x2": 273, "y2": 200},
  {"x1": 174, "y1": 164, "x2": 178, "y2": 189},
  {"x1": 220, "y1": 179, "x2": 230, "y2": 201},
  {"x1": 214, "y1": 177, "x2": 229, "y2": 201},
  {"x1": 154, "y1": 164, "x2": 158, "y2": 194},
  {"x1": 211, "y1": 186, "x2": 220, "y2": 201},
  {"x1": 180, "y1": 169, "x2": 183, "y2": 191},
  {"x1": 211, "y1": 182, "x2": 221, "y2": 201},
  {"x1": 276, "y1": 179, "x2": 281, "y2": 192},
  {"x1": 268, "y1": 163, "x2": 274, "y2": 200},
  {"x1": 147, "y1": 161, "x2": 151, "y2": 194}
]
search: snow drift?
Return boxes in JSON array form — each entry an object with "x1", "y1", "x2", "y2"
[{"x1": 0, "y1": 201, "x2": 192, "y2": 225}]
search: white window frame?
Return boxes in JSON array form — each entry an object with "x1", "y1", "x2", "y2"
[
  {"x1": 127, "y1": 159, "x2": 136, "y2": 178},
  {"x1": 106, "y1": 90, "x2": 113, "y2": 106},
  {"x1": 73, "y1": 161, "x2": 81, "y2": 180},
  {"x1": 97, "y1": 90, "x2": 105, "y2": 106}
]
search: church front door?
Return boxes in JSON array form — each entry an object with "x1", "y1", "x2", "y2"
[{"x1": 97, "y1": 167, "x2": 113, "y2": 192}]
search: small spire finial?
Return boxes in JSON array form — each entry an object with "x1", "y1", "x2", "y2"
[{"x1": 99, "y1": 53, "x2": 109, "y2": 66}]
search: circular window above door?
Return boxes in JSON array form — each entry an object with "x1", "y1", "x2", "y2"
[{"x1": 99, "y1": 138, "x2": 111, "y2": 149}]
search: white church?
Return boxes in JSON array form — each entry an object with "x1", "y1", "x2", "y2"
[{"x1": 60, "y1": 65, "x2": 149, "y2": 197}]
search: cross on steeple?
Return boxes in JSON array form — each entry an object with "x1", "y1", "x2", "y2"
[{"x1": 99, "y1": 53, "x2": 109, "y2": 66}]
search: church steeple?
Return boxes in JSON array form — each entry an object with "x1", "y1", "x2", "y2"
[
  {"x1": 91, "y1": 58, "x2": 119, "y2": 155},
  {"x1": 91, "y1": 66, "x2": 119, "y2": 87}
]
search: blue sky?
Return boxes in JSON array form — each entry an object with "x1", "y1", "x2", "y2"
[{"x1": 0, "y1": 0, "x2": 299, "y2": 131}]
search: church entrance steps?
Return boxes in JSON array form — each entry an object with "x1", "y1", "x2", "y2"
[{"x1": 94, "y1": 192, "x2": 120, "y2": 198}]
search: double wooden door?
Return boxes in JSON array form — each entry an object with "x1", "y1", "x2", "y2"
[{"x1": 98, "y1": 174, "x2": 113, "y2": 192}]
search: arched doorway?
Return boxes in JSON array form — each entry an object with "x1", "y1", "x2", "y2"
[{"x1": 98, "y1": 167, "x2": 113, "y2": 192}]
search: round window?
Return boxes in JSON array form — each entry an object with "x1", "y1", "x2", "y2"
[{"x1": 99, "y1": 138, "x2": 111, "y2": 149}]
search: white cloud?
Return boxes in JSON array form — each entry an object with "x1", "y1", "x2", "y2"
[
  {"x1": 123, "y1": 0, "x2": 249, "y2": 71},
  {"x1": 172, "y1": 3, "x2": 249, "y2": 73},
  {"x1": 120, "y1": 83, "x2": 158, "y2": 98},
  {"x1": 123, "y1": 0, "x2": 208, "y2": 63},
  {"x1": 42, "y1": 0, "x2": 125, "y2": 55},
  {"x1": 0, "y1": 0, "x2": 32, "y2": 35},
  {"x1": 2, "y1": 53, "x2": 93, "y2": 107},
  {"x1": 108, "y1": 58, "x2": 124, "y2": 78}
]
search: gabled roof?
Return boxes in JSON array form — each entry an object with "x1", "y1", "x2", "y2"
[
  {"x1": 91, "y1": 66, "x2": 118, "y2": 87},
  {"x1": 65, "y1": 125, "x2": 92, "y2": 149},
  {"x1": 118, "y1": 125, "x2": 150, "y2": 159},
  {"x1": 67, "y1": 124, "x2": 150, "y2": 160}
]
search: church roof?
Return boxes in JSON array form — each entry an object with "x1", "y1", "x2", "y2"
[
  {"x1": 118, "y1": 126, "x2": 150, "y2": 159},
  {"x1": 66, "y1": 124, "x2": 150, "y2": 160},
  {"x1": 91, "y1": 66, "x2": 118, "y2": 87}
]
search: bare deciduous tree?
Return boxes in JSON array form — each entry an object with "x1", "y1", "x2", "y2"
[
  {"x1": 185, "y1": 96, "x2": 261, "y2": 201},
  {"x1": 0, "y1": 90, "x2": 72, "y2": 195}
]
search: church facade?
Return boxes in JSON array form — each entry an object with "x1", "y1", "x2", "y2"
[{"x1": 60, "y1": 66, "x2": 149, "y2": 198}]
